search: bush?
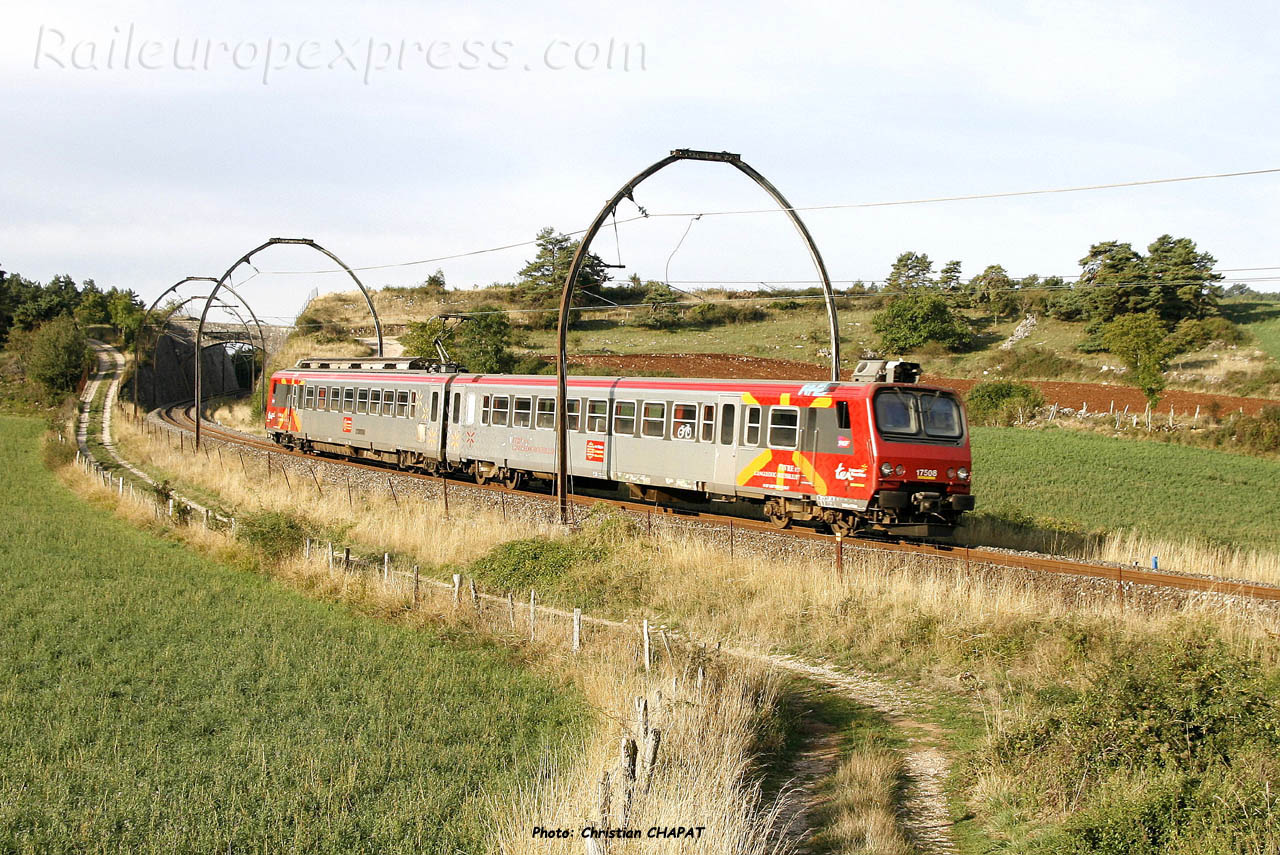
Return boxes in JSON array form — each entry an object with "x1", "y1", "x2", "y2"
[
  {"x1": 871, "y1": 291, "x2": 970, "y2": 353},
  {"x1": 966, "y1": 381, "x2": 1045, "y2": 426},
  {"x1": 21, "y1": 315, "x2": 87, "y2": 394},
  {"x1": 999, "y1": 634, "x2": 1280, "y2": 778},
  {"x1": 987, "y1": 346, "x2": 1085, "y2": 379},
  {"x1": 234, "y1": 509, "x2": 311, "y2": 562},
  {"x1": 468, "y1": 537, "x2": 607, "y2": 592},
  {"x1": 1172, "y1": 316, "x2": 1246, "y2": 351}
]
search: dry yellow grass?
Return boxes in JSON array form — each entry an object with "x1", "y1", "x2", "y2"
[{"x1": 811, "y1": 742, "x2": 914, "y2": 855}]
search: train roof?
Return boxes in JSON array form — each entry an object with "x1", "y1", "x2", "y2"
[{"x1": 273, "y1": 363, "x2": 961, "y2": 396}]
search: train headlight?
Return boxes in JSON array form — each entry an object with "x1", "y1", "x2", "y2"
[
  {"x1": 958, "y1": 467, "x2": 970, "y2": 481},
  {"x1": 880, "y1": 463, "x2": 894, "y2": 476},
  {"x1": 947, "y1": 467, "x2": 956, "y2": 479},
  {"x1": 894, "y1": 464, "x2": 905, "y2": 476}
]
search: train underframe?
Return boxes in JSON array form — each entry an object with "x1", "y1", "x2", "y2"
[{"x1": 271, "y1": 432, "x2": 974, "y2": 539}]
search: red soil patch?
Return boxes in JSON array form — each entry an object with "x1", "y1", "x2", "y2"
[{"x1": 567, "y1": 352, "x2": 1278, "y2": 416}]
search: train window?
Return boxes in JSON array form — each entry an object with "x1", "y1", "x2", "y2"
[
  {"x1": 357, "y1": 388, "x2": 370, "y2": 415},
  {"x1": 397, "y1": 390, "x2": 411, "y2": 418},
  {"x1": 452, "y1": 392, "x2": 461, "y2": 423},
  {"x1": 303, "y1": 385, "x2": 315, "y2": 409},
  {"x1": 613, "y1": 401, "x2": 636, "y2": 436},
  {"x1": 342, "y1": 387, "x2": 356, "y2": 413},
  {"x1": 316, "y1": 387, "x2": 327, "y2": 409},
  {"x1": 382, "y1": 389, "x2": 396, "y2": 416},
  {"x1": 586, "y1": 399, "x2": 608, "y2": 433},
  {"x1": 873, "y1": 390, "x2": 916, "y2": 435},
  {"x1": 566, "y1": 399, "x2": 581, "y2": 431},
  {"x1": 410, "y1": 391, "x2": 418, "y2": 419},
  {"x1": 700, "y1": 404, "x2": 715, "y2": 442},
  {"x1": 492, "y1": 395, "x2": 510, "y2": 426},
  {"x1": 480, "y1": 395, "x2": 490, "y2": 425},
  {"x1": 836, "y1": 401, "x2": 851, "y2": 430},
  {"x1": 431, "y1": 391, "x2": 440, "y2": 422},
  {"x1": 768, "y1": 407, "x2": 800, "y2": 449},
  {"x1": 536, "y1": 398, "x2": 556, "y2": 429},
  {"x1": 720, "y1": 404, "x2": 735, "y2": 445},
  {"x1": 329, "y1": 387, "x2": 340, "y2": 411},
  {"x1": 921, "y1": 393, "x2": 963, "y2": 439},
  {"x1": 744, "y1": 406, "x2": 761, "y2": 446},
  {"x1": 642, "y1": 402, "x2": 667, "y2": 439},
  {"x1": 672, "y1": 403, "x2": 697, "y2": 441},
  {"x1": 513, "y1": 396, "x2": 532, "y2": 428},
  {"x1": 370, "y1": 388, "x2": 382, "y2": 415}
]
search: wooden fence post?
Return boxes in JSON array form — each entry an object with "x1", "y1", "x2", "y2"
[
  {"x1": 452, "y1": 573, "x2": 462, "y2": 605},
  {"x1": 642, "y1": 619, "x2": 652, "y2": 671},
  {"x1": 412, "y1": 565, "x2": 420, "y2": 607},
  {"x1": 507, "y1": 592, "x2": 516, "y2": 629},
  {"x1": 310, "y1": 465, "x2": 323, "y2": 496},
  {"x1": 642, "y1": 729, "x2": 663, "y2": 794},
  {"x1": 343, "y1": 547, "x2": 350, "y2": 571},
  {"x1": 305, "y1": 538, "x2": 311, "y2": 560},
  {"x1": 383, "y1": 553, "x2": 390, "y2": 583},
  {"x1": 470, "y1": 578, "x2": 479, "y2": 614},
  {"x1": 835, "y1": 533, "x2": 844, "y2": 573},
  {"x1": 573, "y1": 608, "x2": 582, "y2": 653},
  {"x1": 327, "y1": 541, "x2": 334, "y2": 570},
  {"x1": 529, "y1": 590, "x2": 536, "y2": 641}
]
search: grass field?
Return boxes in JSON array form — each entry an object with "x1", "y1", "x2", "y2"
[
  {"x1": 1225, "y1": 298, "x2": 1280, "y2": 362},
  {"x1": 969, "y1": 425, "x2": 1280, "y2": 552},
  {"x1": 0, "y1": 416, "x2": 587, "y2": 854}
]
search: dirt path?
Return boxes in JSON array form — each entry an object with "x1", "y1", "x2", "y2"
[{"x1": 760, "y1": 654, "x2": 957, "y2": 854}]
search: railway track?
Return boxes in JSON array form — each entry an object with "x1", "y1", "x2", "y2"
[{"x1": 156, "y1": 404, "x2": 1280, "y2": 604}]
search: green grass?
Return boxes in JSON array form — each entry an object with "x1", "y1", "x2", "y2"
[
  {"x1": 969, "y1": 426, "x2": 1280, "y2": 550},
  {"x1": 0, "y1": 416, "x2": 587, "y2": 854},
  {"x1": 1224, "y1": 298, "x2": 1280, "y2": 362}
]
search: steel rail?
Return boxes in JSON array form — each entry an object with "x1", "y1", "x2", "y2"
[{"x1": 154, "y1": 405, "x2": 1280, "y2": 604}]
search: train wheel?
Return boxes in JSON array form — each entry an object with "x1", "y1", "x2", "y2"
[
  {"x1": 830, "y1": 514, "x2": 858, "y2": 537},
  {"x1": 503, "y1": 470, "x2": 523, "y2": 491},
  {"x1": 473, "y1": 465, "x2": 492, "y2": 486},
  {"x1": 766, "y1": 508, "x2": 793, "y2": 529}
]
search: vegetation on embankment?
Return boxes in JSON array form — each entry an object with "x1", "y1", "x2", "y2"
[
  {"x1": 115, "y1": 407, "x2": 1280, "y2": 853},
  {"x1": 0, "y1": 416, "x2": 589, "y2": 854}
]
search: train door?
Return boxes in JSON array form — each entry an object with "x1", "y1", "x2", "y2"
[
  {"x1": 711, "y1": 395, "x2": 739, "y2": 491},
  {"x1": 416, "y1": 383, "x2": 446, "y2": 460}
]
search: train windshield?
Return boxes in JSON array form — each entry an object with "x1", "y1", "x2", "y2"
[{"x1": 873, "y1": 389, "x2": 963, "y2": 441}]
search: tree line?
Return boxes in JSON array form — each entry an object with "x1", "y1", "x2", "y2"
[{"x1": 1, "y1": 265, "x2": 145, "y2": 398}]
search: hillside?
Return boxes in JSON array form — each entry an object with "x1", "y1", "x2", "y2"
[{"x1": 298, "y1": 286, "x2": 1280, "y2": 400}]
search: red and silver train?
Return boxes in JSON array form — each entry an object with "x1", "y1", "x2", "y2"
[{"x1": 265, "y1": 358, "x2": 974, "y2": 538}]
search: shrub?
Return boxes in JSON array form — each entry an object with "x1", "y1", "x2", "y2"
[
  {"x1": 468, "y1": 537, "x2": 607, "y2": 592},
  {"x1": 1172, "y1": 316, "x2": 1246, "y2": 351},
  {"x1": 235, "y1": 509, "x2": 311, "y2": 562},
  {"x1": 22, "y1": 315, "x2": 87, "y2": 394},
  {"x1": 871, "y1": 291, "x2": 970, "y2": 353},
  {"x1": 987, "y1": 346, "x2": 1084, "y2": 379},
  {"x1": 998, "y1": 634, "x2": 1280, "y2": 779},
  {"x1": 966, "y1": 381, "x2": 1045, "y2": 426}
]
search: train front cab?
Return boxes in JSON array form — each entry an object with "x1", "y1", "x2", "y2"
[{"x1": 863, "y1": 384, "x2": 974, "y2": 538}]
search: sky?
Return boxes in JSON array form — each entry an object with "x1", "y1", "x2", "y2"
[{"x1": 3, "y1": 0, "x2": 1279, "y2": 325}]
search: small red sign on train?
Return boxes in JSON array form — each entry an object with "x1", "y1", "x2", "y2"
[
  {"x1": 585, "y1": 439, "x2": 605, "y2": 463},
  {"x1": 342, "y1": 417, "x2": 353, "y2": 433}
]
